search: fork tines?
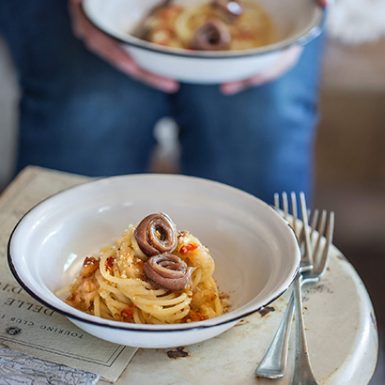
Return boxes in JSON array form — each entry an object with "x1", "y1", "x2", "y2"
[
  {"x1": 312, "y1": 210, "x2": 335, "y2": 275},
  {"x1": 274, "y1": 192, "x2": 312, "y2": 268},
  {"x1": 274, "y1": 192, "x2": 335, "y2": 274}
]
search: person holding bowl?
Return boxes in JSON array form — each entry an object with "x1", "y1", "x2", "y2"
[{"x1": 0, "y1": 0, "x2": 326, "y2": 203}]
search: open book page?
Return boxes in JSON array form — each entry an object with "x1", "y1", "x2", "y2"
[{"x1": 0, "y1": 167, "x2": 137, "y2": 383}]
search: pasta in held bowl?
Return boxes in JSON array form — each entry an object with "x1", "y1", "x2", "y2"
[
  {"x1": 82, "y1": 0, "x2": 326, "y2": 83},
  {"x1": 8, "y1": 174, "x2": 300, "y2": 348},
  {"x1": 133, "y1": 0, "x2": 276, "y2": 51}
]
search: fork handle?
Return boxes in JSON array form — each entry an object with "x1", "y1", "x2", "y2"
[
  {"x1": 290, "y1": 273, "x2": 319, "y2": 385},
  {"x1": 255, "y1": 287, "x2": 295, "y2": 379}
]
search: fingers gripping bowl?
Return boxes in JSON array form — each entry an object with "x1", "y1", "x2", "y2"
[
  {"x1": 8, "y1": 175, "x2": 300, "y2": 348},
  {"x1": 82, "y1": 0, "x2": 326, "y2": 83}
]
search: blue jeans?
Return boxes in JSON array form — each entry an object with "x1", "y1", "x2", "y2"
[{"x1": 0, "y1": 0, "x2": 324, "y2": 204}]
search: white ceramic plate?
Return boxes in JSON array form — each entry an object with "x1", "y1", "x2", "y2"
[{"x1": 8, "y1": 174, "x2": 300, "y2": 348}]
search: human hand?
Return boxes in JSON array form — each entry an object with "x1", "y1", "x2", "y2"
[
  {"x1": 68, "y1": 0, "x2": 179, "y2": 93},
  {"x1": 220, "y1": 45, "x2": 303, "y2": 94},
  {"x1": 220, "y1": 0, "x2": 327, "y2": 94}
]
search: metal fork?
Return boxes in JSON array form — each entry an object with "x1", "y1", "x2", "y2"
[
  {"x1": 255, "y1": 192, "x2": 334, "y2": 379},
  {"x1": 255, "y1": 192, "x2": 313, "y2": 378}
]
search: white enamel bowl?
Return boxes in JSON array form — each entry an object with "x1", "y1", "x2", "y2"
[
  {"x1": 82, "y1": 0, "x2": 325, "y2": 83},
  {"x1": 8, "y1": 174, "x2": 299, "y2": 348}
]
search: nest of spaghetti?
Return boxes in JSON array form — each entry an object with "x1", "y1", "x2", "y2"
[{"x1": 59, "y1": 213, "x2": 229, "y2": 324}]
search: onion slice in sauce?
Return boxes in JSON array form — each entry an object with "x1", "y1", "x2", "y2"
[{"x1": 212, "y1": 0, "x2": 244, "y2": 19}]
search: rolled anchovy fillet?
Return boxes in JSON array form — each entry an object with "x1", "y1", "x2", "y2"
[
  {"x1": 134, "y1": 213, "x2": 177, "y2": 257},
  {"x1": 144, "y1": 253, "x2": 194, "y2": 291}
]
